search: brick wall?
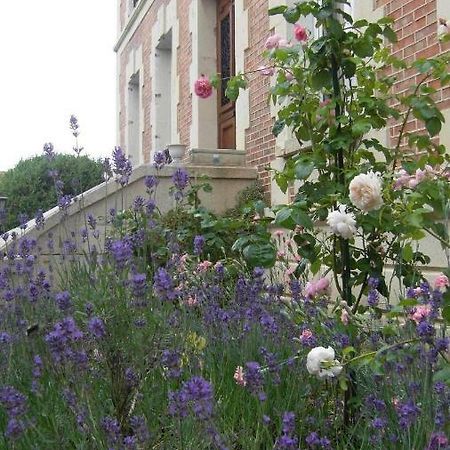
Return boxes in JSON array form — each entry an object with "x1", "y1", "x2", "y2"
[
  {"x1": 374, "y1": 0, "x2": 450, "y2": 149},
  {"x1": 244, "y1": 0, "x2": 276, "y2": 200},
  {"x1": 118, "y1": 0, "x2": 180, "y2": 163}
]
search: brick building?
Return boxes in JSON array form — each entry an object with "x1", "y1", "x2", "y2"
[{"x1": 114, "y1": 0, "x2": 450, "y2": 204}]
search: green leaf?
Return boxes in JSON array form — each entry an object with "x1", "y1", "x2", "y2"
[
  {"x1": 383, "y1": 26, "x2": 397, "y2": 43},
  {"x1": 425, "y1": 117, "x2": 442, "y2": 137},
  {"x1": 443, "y1": 305, "x2": 450, "y2": 323},
  {"x1": 342, "y1": 59, "x2": 356, "y2": 78},
  {"x1": 275, "y1": 208, "x2": 292, "y2": 226},
  {"x1": 402, "y1": 243, "x2": 413, "y2": 262},
  {"x1": 311, "y1": 70, "x2": 331, "y2": 90},
  {"x1": 268, "y1": 5, "x2": 287, "y2": 15},
  {"x1": 283, "y1": 6, "x2": 300, "y2": 23},
  {"x1": 310, "y1": 257, "x2": 321, "y2": 274},
  {"x1": 339, "y1": 377, "x2": 348, "y2": 391},
  {"x1": 272, "y1": 119, "x2": 285, "y2": 137},
  {"x1": 294, "y1": 158, "x2": 314, "y2": 180},
  {"x1": 352, "y1": 120, "x2": 372, "y2": 136},
  {"x1": 353, "y1": 39, "x2": 374, "y2": 58},
  {"x1": 243, "y1": 243, "x2": 276, "y2": 268},
  {"x1": 353, "y1": 19, "x2": 368, "y2": 28},
  {"x1": 291, "y1": 209, "x2": 314, "y2": 229}
]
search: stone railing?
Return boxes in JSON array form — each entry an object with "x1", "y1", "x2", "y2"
[{"x1": 0, "y1": 163, "x2": 258, "y2": 261}]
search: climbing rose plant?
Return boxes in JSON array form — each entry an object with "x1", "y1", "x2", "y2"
[{"x1": 195, "y1": 0, "x2": 450, "y2": 432}]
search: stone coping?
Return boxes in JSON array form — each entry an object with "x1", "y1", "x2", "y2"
[{"x1": 0, "y1": 163, "x2": 257, "y2": 251}]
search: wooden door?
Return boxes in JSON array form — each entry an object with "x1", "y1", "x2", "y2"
[{"x1": 217, "y1": 0, "x2": 236, "y2": 149}]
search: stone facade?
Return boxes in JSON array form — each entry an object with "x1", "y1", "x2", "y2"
[{"x1": 115, "y1": 0, "x2": 450, "y2": 204}]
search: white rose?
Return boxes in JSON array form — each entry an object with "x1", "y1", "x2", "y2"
[
  {"x1": 326, "y1": 205, "x2": 357, "y2": 240},
  {"x1": 349, "y1": 171, "x2": 383, "y2": 212},
  {"x1": 306, "y1": 346, "x2": 343, "y2": 379}
]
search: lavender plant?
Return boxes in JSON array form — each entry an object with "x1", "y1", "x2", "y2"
[{"x1": 0, "y1": 1, "x2": 450, "y2": 448}]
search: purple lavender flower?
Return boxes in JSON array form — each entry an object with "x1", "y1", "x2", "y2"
[
  {"x1": 43, "y1": 142, "x2": 55, "y2": 160},
  {"x1": 426, "y1": 432, "x2": 448, "y2": 449},
  {"x1": 35, "y1": 209, "x2": 45, "y2": 230},
  {"x1": 263, "y1": 415, "x2": 271, "y2": 425},
  {"x1": 101, "y1": 416, "x2": 121, "y2": 445},
  {"x1": 129, "y1": 415, "x2": 150, "y2": 444},
  {"x1": 367, "y1": 277, "x2": 379, "y2": 306},
  {"x1": 88, "y1": 317, "x2": 106, "y2": 339},
  {"x1": 123, "y1": 435, "x2": 137, "y2": 449},
  {"x1": 281, "y1": 411, "x2": 296, "y2": 435},
  {"x1": 169, "y1": 376, "x2": 214, "y2": 420},
  {"x1": 31, "y1": 355, "x2": 43, "y2": 394},
  {"x1": 125, "y1": 367, "x2": 139, "y2": 389},
  {"x1": 102, "y1": 157, "x2": 113, "y2": 181},
  {"x1": 87, "y1": 213, "x2": 97, "y2": 230},
  {"x1": 55, "y1": 291, "x2": 72, "y2": 311},
  {"x1": 276, "y1": 434, "x2": 299, "y2": 449},
  {"x1": 0, "y1": 386, "x2": 28, "y2": 417},
  {"x1": 5, "y1": 418, "x2": 26, "y2": 440},
  {"x1": 416, "y1": 320, "x2": 435, "y2": 340},
  {"x1": 58, "y1": 195, "x2": 72, "y2": 211},
  {"x1": 69, "y1": 114, "x2": 80, "y2": 137},
  {"x1": 172, "y1": 168, "x2": 189, "y2": 191},
  {"x1": 153, "y1": 151, "x2": 166, "y2": 169},
  {"x1": 194, "y1": 235, "x2": 205, "y2": 255},
  {"x1": 45, "y1": 317, "x2": 84, "y2": 364},
  {"x1": 109, "y1": 239, "x2": 133, "y2": 269},
  {"x1": 112, "y1": 146, "x2": 133, "y2": 186},
  {"x1": 133, "y1": 196, "x2": 145, "y2": 212},
  {"x1": 371, "y1": 417, "x2": 386, "y2": 429},
  {"x1": 244, "y1": 362, "x2": 265, "y2": 401},
  {"x1": 161, "y1": 350, "x2": 183, "y2": 378},
  {"x1": 145, "y1": 199, "x2": 156, "y2": 216},
  {"x1": 144, "y1": 175, "x2": 158, "y2": 190},
  {"x1": 131, "y1": 272, "x2": 147, "y2": 298},
  {"x1": 397, "y1": 399, "x2": 421, "y2": 429},
  {"x1": 0, "y1": 332, "x2": 11, "y2": 344},
  {"x1": 305, "y1": 432, "x2": 321, "y2": 447},
  {"x1": 153, "y1": 267, "x2": 177, "y2": 301}
]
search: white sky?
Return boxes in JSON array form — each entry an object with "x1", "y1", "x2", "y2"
[{"x1": 0, "y1": 0, "x2": 117, "y2": 172}]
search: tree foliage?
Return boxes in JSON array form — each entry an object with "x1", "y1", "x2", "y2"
[{"x1": 0, "y1": 154, "x2": 103, "y2": 230}]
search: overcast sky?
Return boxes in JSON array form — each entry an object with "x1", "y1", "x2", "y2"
[{"x1": 0, "y1": 0, "x2": 117, "y2": 172}]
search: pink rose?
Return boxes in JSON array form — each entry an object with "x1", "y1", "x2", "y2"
[
  {"x1": 233, "y1": 366, "x2": 246, "y2": 386},
  {"x1": 407, "y1": 177, "x2": 419, "y2": 189},
  {"x1": 409, "y1": 304, "x2": 432, "y2": 324},
  {"x1": 197, "y1": 260, "x2": 213, "y2": 273},
  {"x1": 265, "y1": 33, "x2": 283, "y2": 49},
  {"x1": 194, "y1": 75, "x2": 213, "y2": 99},
  {"x1": 294, "y1": 23, "x2": 308, "y2": 42},
  {"x1": 299, "y1": 329, "x2": 315, "y2": 346},
  {"x1": 185, "y1": 295, "x2": 198, "y2": 307},
  {"x1": 316, "y1": 277, "x2": 330, "y2": 292},
  {"x1": 340, "y1": 309, "x2": 350, "y2": 326},
  {"x1": 434, "y1": 273, "x2": 449, "y2": 289},
  {"x1": 305, "y1": 277, "x2": 330, "y2": 298}
]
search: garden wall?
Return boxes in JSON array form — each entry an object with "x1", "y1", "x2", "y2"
[{"x1": 0, "y1": 163, "x2": 257, "y2": 268}]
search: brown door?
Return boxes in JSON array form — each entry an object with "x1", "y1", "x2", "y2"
[{"x1": 217, "y1": 0, "x2": 236, "y2": 149}]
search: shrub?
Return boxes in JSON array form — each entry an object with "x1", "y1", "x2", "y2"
[{"x1": 0, "y1": 153, "x2": 103, "y2": 230}]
